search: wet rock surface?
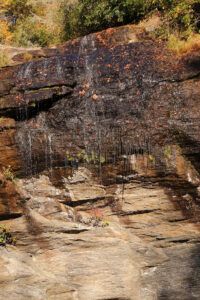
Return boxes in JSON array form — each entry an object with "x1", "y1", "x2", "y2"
[{"x1": 0, "y1": 25, "x2": 200, "y2": 299}]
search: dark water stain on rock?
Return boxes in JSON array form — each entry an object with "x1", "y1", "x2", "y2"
[{"x1": 0, "y1": 25, "x2": 200, "y2": 299}]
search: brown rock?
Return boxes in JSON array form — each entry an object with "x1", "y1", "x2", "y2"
[
  {"x1": 0, "y1": 171, "x2": 22, "y2": 220},
  {"x1": 0, "y1": 24, "x2": 199, "y2": 299}
]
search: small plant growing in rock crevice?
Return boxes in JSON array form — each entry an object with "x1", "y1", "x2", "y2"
[
  {"x1": 2, "y1": 165, "x2": 15, "y2": 181},
  {"x1": 89, "y1": 208, "x2": 110, "y2": 227},
  {"x1": 164, "y1": 145, "x2": 173, "y2": 160},
  {"x1": 0, "y1": 225, "x2": 16, "y2": 247},
  {"x1": 76, "y1": 208, "x2": 110, "y2": 227},
  {"x1": 65, "y1": 149, "x2": 106, "y2": 167}
]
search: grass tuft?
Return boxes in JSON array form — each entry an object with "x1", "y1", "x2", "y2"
[
  {"x1": 168, "y1": 34, "x2": 200, "y2": 55},
  {"x1": 0, "y1": 51, "x2": 11, "y2": 67}
]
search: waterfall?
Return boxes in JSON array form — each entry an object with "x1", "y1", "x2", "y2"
[
  {"x1": 17, "y1": 127, "x2": 33, "y2": 176},
  {"x1": 56, "y1": 56, "x2": 65, "y2": 79},
  {"x1": 78, "y1": 36, "x2": 95, "y2": 153},
  {"x1": 18, "y1": 61, "x2": 33, "y2": 81},
  {"x1": 46, "y1": 132, "x2": 53, "y2": 174}
]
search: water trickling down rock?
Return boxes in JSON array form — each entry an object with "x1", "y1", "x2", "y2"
[{"x1": 0, "y1": 25, "x2": 200, "y2": 299}]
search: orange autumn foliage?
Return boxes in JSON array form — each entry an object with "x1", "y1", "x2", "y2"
[{"x1": 0, "y1": 20, "x2": 13, "y2": 44}]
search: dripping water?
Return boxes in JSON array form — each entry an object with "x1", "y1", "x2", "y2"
[
  {"x1": 18, "y1": 61, "x2": 33, "y2": 81},
  {"x1": 17, "y1": 127, "x2": 33, "y2": 176},
  {"x1": 47, "y1": 133, "x2": 53, "y2": 175},
  {"x1": 56, "y1": 56, "x2": 65, "y2": 79}
]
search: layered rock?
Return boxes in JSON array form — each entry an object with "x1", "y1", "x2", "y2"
[
  {"x1": 0, "y1": 167, "x2": 199, "y2": 300},
  {"x1": 0, "y1": 25, "x2": 200, "y2": 299},
  {"x1": 0, "y1": 25, "x2": 199, "y2": 176}
]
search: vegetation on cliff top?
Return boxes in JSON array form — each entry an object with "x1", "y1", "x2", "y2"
[
  {"x1": 0, "y1": 0, "x2": 199, "y2": 52},
  {"x1": 64, "y1": 0, "x2": 200, "y2": 39},
  {"x1": 0, "y1": 0, "x2": 66, "y2": 47}
]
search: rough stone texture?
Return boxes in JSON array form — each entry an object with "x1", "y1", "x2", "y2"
[
  {"x1": 0, "y1": 167, "x2": 200, "y2": 300},
  {"x1": 0, "y1": 26, "x2": 199, "y2": 177},
  {"x1": 0, "y1": 25, "x2": 200, "y2": 299},
  {"x1": 0, "y1": 170, "x2": 22, "y2": 220}
]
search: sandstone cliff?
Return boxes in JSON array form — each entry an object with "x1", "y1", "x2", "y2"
[{"x1": 0, "y1": 25, "x2": 200, "y2": 300}]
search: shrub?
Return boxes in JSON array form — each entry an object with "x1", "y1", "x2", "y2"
[
  {"x1": 1, "y1": 0, "x2": 200, "y2": 49},
  {"x1": 89, "y1": 208, "x2": 109, "y2": 227},
  {"x1": 0, "y1": 0, "x2": 11, "y2": 11},
  {"x1": 66, "y1": 149, "x2": 106, "y2": 167},
  {"x1": 3, "y1": 0, "x2": 56, "y2": 47},
  {"x1": 13, "y1": 18, "x2": 54, "y2": 47},
  {"x1": 7, "y1": 0, "x2": 34, "y2": 21},
  {"x1": 2, "y1": 165, "x2": 15, "y2": 181},
  {"x1": 0, "y1": 225, "x2": 16, "y2": 247},
  {"x1": 0, "y1": 20, "x2": 13, "y2": 44},
  {"x1": 63, "y1": 0, "x2": 144, "y2": 39},
  {"x1": 168, "y1": 1, "x2": 199, "y2": 34},
  {"x1": 62, "y1": 0, "x2": 200, "y2": 41}
]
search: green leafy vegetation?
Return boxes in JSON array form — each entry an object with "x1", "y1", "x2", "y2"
[
  {"x1": 164, "y1": 145, "x2": 173, "y2": 159},
  {"x1": 63, "y1": 0, "x2": 200, "y2": 41},
  {"x1": 0, "y1": 0, "x2": 199, "y2": 52},
  {"x1": 7, "y1": 0, "x2": 34, "y2": 21},
  {"x1": 0, "y1": 225, "x2": 16, "y2": 247},
  {"x1": 12, "y1": 17, "x2": 54, "y2": 47},
  {"x1": 66, "y1": 150, "x2": 106, "y2": 166},
  {"x1": 0, "y1": 0, "x2": 65, "y2": 46}
]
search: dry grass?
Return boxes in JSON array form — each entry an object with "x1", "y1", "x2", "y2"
[
  {"x1": 168, "y1": 34, "x2": 200, "y2": 55},
  {"x1": 33, "y1": 0, "x2": 78, "y2": 44},
  {"x1": 0, "y1": 51, "x2": 11, "y2": 67},
  {"x1": 21, "y1": 52, "x2": 33, "y2": 62},
  {"x1": 0, "y1": 0, "x2": 199, "y2": 54},
  {"x1": 0, "y1": 20, "x2": 13, "y2": 44}
]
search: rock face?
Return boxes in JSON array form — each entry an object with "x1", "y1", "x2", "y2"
[{"x1": 0, "y1": 25, "x2": 200, "y2": 299}]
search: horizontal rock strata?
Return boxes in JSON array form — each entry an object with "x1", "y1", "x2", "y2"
[{"x1": 0, "y1": 25, "x2": 200, "y2": 299}]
